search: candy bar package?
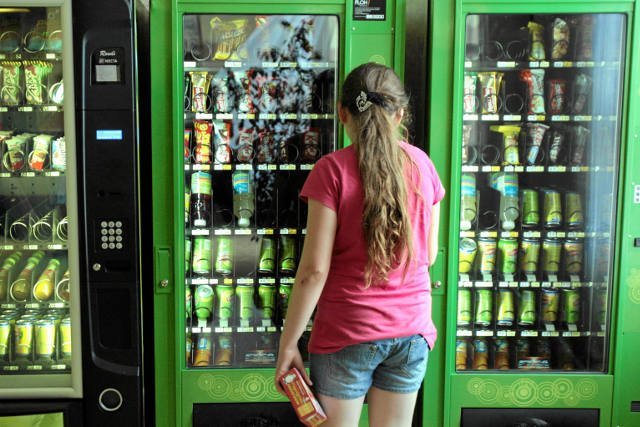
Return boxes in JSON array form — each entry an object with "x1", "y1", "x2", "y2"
[{"x1": 279, "y1": 367, "x2": 327, "y2": 426}]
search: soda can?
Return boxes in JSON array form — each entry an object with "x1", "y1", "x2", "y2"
[
  {"x1": 236, "y1": 285, "x2": 254, "y2": 322},
  {"x1": 258, "y1": 285, "x2": 276, "y2": 320},
  {"x1": 541, "y1": 289, "x2": 560, "y2": 323},
  {"x1": 516, "y1": 338, "x2": 530, "y2": 361},
  {"x1": 457, "y1": 289, "x2": 472, "y2": 327},
  {"x1": 215, "y1": 285, "x2": 234, "y2": 322},
  {"x1": 565, "y1": 192, "x2": 584, "y2": 229},
  {"x1": 258, "y1": 237, "x2": 275, "y2": 274},
  {"x1": 474, "y1": 289, "x2": 493, "y2": 327},
  {"x1": 519, "y1": 238, "x2": 541, "y2": 275},
  {"x1": 279, "y1": 236, "x2": 297, "y2": 274},
  {"x1": 518, "y1": 290, "x2": 536, "y2": 326},
  {"x1": 458, "y1": 238, "x2": 477, "y2": 274},
  {"x1": 472, "y1": 338, "x2": 489, "y2": 370},
  {"x1": 60, "y1": 316, "x2": 72, "y2": 359},
  {"x1": 494, "y1": 339, "x2": 510, "y2": 370},
  {"x1": 35, "y1": 319, "x2": 55, "y2": 359},
  {"x1": 595, "y1": 288, "x2": 608, "y2": 326},
  {"x1": 498, "y1": 238, "x2": 518, "y2": 276},
  {"x1": 455, "y1": 339, "x2": 468, "y2": 370},
  {"x1": 543, "y1": 189, "x2": 562, "y2": 228},
  {"x1": 477, "y1": 238, "x2": 497, "y2": 276},
  {"x1": 193, "y1": 335, "x2": 212, "y2": 366},
  {"x1": 493, "y1": 338, "x2": 509, "y2": 370},
  {"x1": 561, "y1": 288, "x2": 580, "y2": 325},
  {"x1": 14, "y1": 318, "x2": 34, "y2": 358},
  {"x1": 542, "y1": 239, "x2": 562, "y2": 275},
  {"x1": 215, "y1": 334, "x2": 233, "y2": 366},
  {"x1": 521, "y1": 189, "x2": 540, "y2": 227},
  {"x1": 0, "y1": 320, "x2": 10, "y2": 358},
  {"x1": 185, "y1": 238, "x2": 192, "y2": 274},
  {"x1": 563, "y1": 239, "x2": 584, "y2": 275},
  {"x1": 194, "y1": 285, "x2": 214, "y2": 322},
  {"x1": 192, "y1": 237, "x2": 212, "y2": 276},
  {"x1": 214, "y1": 237, "x2": 233, "y2": 275},
  {"x1": 497, "y1": 289, "x2": 515, "y2": 327},
  {"x1": 278, "y1": 284, "x2": 293, "y2": 320}
]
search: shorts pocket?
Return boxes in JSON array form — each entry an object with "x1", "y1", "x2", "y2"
[{"x1": 400, "y1": 336, "x2": 429, "y2": 378}]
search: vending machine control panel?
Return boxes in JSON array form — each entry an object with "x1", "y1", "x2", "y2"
[{"x1": 74, "y1": 0, "x2": 143, "y2": 425}]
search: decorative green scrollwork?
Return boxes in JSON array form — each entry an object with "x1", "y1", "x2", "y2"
[
  {"x1": 466, "y1": 377, "x2": 598, "y2": 407},
  {"x1": 197, "y1": 373, "x2": 280, "y2": 401}
]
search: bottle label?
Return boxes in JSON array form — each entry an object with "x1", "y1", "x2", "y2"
[{"x1": 232, "y1": 171, "x2": 250, "y2": 194}]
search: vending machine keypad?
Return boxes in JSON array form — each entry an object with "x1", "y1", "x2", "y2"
[{"x1": 98, "y1": 220, "x2": 125, "y2": 250}]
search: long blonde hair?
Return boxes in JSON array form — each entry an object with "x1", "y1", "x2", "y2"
[{"x1": 342, "y1": 63, "x2": 413, "y2": 287}]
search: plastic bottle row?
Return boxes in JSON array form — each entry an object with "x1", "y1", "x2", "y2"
[
  {"x1": 456, "y1": 287, "x2": 606, "y2": 330},
  {"x1": 0, "y1": 200, "x2": 68, "y2": 246},
  {"x1": 460, "y1": 173, "x2": 584, "y2": 232},
  {"x1": 186, "y1": 282, "x2": 293, "y2": 328},
  {"x1": 455, "y1": 336, "x2": 604, "y2": 371},
  {"x1": 465, "y1": 15, "x2": 615, "y2": 63},
  {"x1": 186, "y1": 235, "x2": 300, "y2": 279},
  {"x1": 187, "y1": 332, "x2": 280, "y2": 367},
  {"x1": 462, "y1": 122, "x2": 615, "y2": 168},
  {"x1": 0, "y1": 251, "x2": 70, "y2": 304},
  {"x1": 184, "y1": 67, "x2": 334, "y2": 115},
  {"x1": 0, "y1": 307, "x2": 71, "y2": 368},
  {"x1": 0, "y1": 131, "x2": 66, "y2": 173},
  {"x1": 1, "y1": 60, "x2": 64, "y2": 107},
  {"x1": 185, "y1": 169, "x2": 308, "y2": 229},
  {"x1": 458, "y1": 235, "x2": 589, "y2": 281},
  {"x1": 184, "y1": 119, "x2": 332, "y2": 166}
]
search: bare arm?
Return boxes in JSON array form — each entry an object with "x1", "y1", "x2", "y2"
[
  {"x1": 275, "y1": 199, "x2": 337, "y2": 393},
  {"x1": 428, "y1": 202, "x2": 441, "y2": 266}
]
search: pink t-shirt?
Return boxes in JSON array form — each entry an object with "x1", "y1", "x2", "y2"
[{"x1": 300, "y1": 142, "x2": 445, "y2": 354}]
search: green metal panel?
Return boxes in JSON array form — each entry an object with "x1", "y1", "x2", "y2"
[
  {"x1": 151, "y1": 0, "x2": 177, "y2": 425},
  {"x1": 439, "y1": 1, "x2": 637, "y2": 426},
  {"x1": 612, "y1": 0, "x2": 640, "y2": 424},
  {"x1": 152, "y1": 1, "x2": 407, "y2": 426},
  {"x1": 423, "y1": 0, "x2": 455, "y2": 424}
]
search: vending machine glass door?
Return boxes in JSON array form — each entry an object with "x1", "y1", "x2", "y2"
[
  {"x1": 455, "y1": 13, "x2": 625, "y2": 373},
  {"x1": 181, "y1": 14, "x2": 338, "y2": 369},
  {"x1": 0, "y1": 2, "x2": 81, "y2": 396}
]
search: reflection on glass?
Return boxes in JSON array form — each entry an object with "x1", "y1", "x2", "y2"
[
  {"x1": 182, "y1": 14, "x2": 338, "y2": 369},
  {"x1": 456, "y1": 14, "x2": 624, "y2": 373},
  {"x1": 0, "y1": 7, "x2": 71, "y2": 376}
]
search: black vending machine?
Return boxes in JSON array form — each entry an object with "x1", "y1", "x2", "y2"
[{"x1": 0, "y1": 0, "x2": 149, "y2": 425}]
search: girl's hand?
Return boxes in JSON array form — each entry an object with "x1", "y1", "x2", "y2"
[{"x1": 274, "y1": 345, "x2": 312, "y2": 396}]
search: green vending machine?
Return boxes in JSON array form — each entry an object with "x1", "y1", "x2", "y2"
[
  {"x1": 150, "y1": 1, "x2": 408, "y2": 425},
  {"x1": 432, "y1": 0, "x2": 640, "y2": 426}
]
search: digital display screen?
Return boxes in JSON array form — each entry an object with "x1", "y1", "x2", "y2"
[
  {"x1": 95, "y1": 64, "x2": 121, "y2": 83},
  {"x1": 96, "y1": 130, "x2": 123, "y2": 141}
]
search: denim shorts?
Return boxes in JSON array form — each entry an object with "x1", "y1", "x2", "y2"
[{"x1": 309, "y1": 334, "x2": 430, "y2": 400}]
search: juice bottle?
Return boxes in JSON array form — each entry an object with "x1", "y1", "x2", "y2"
[{"x1": 232, "y1": 171, "x2": 254, "y2": 227}]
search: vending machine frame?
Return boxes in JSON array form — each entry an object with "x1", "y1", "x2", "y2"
[
  {"x1": 151, "y1": 1, "x2": 408, "y2": 426},
  {"x1": 434, "y1": 0, "x2": 640, "y2": 426}
]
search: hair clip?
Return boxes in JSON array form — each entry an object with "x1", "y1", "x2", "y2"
[{"x1": 355, "y1": 91, "x2": 372, "y2": 113}]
